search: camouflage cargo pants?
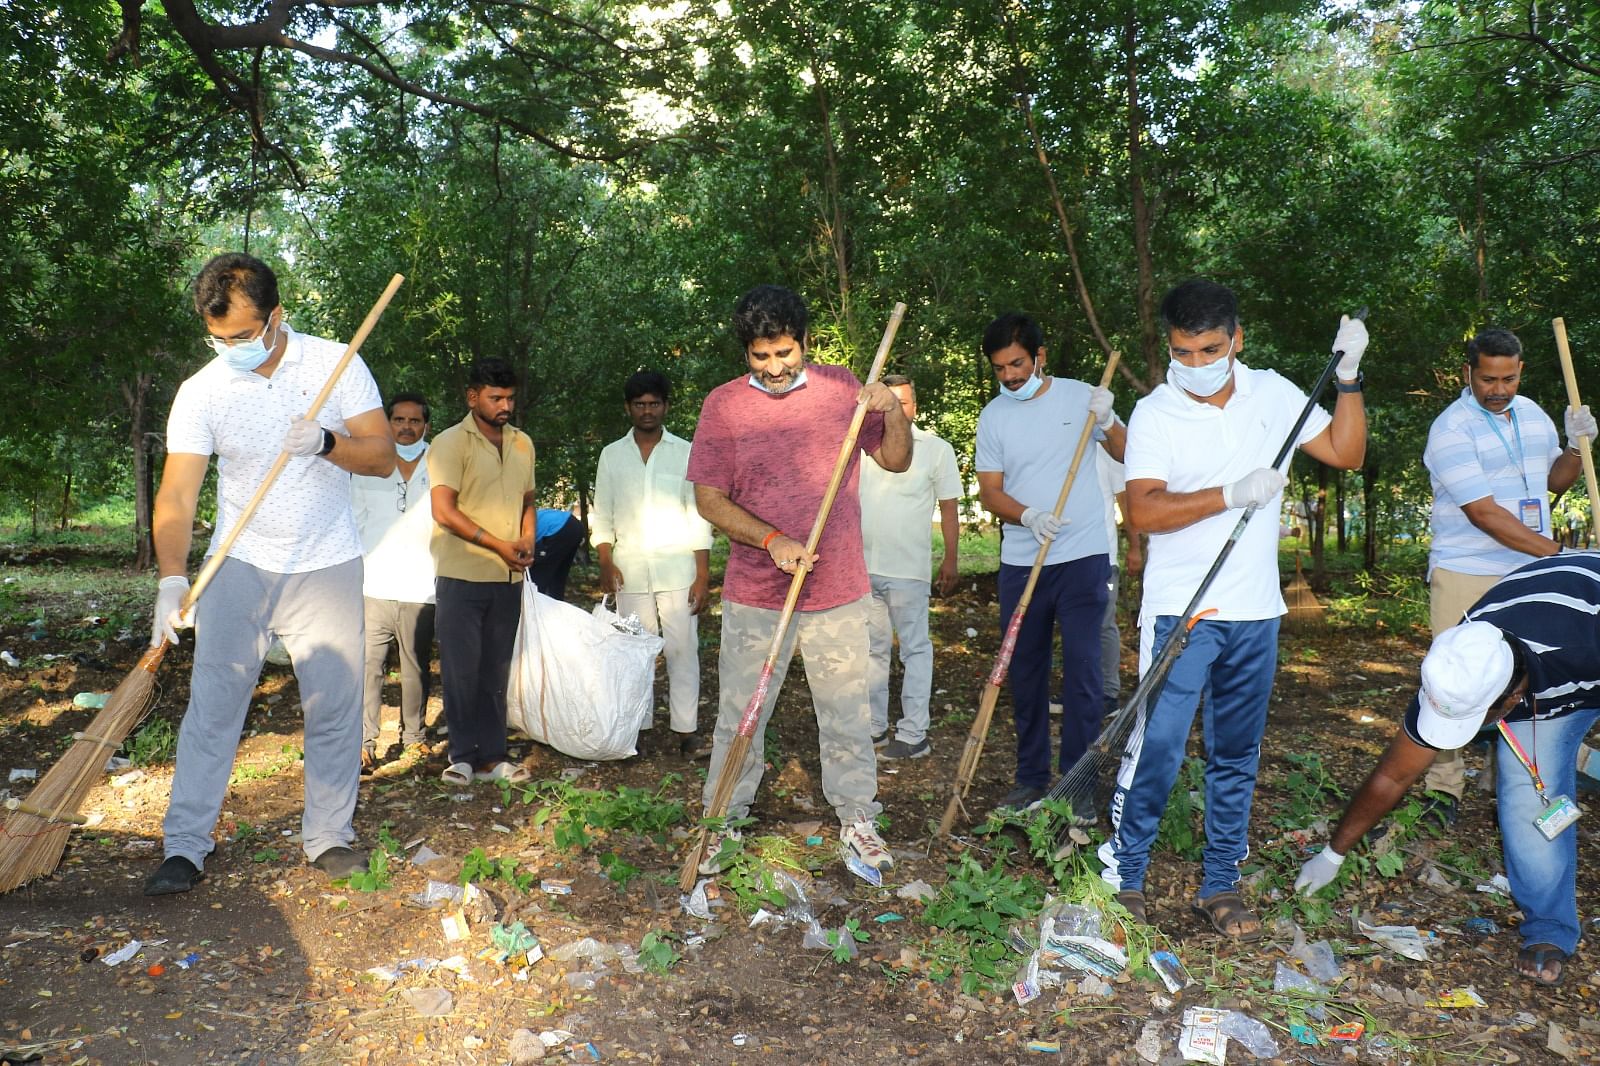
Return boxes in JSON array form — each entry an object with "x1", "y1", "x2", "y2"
[{"x1": 701, "y1": 596, "x2": 882, "y2": 826}]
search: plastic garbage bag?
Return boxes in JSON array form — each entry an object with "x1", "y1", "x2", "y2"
[
  {"x1": 1274, "y1": 962, "x2": 1328, "y2": 1020},
  {"x1": 1219, "y1": 1011, "x2": 1280, "y2": 1059},
  {"x1": 506, "y1": 579, "x2": 663, "y2": 760}
]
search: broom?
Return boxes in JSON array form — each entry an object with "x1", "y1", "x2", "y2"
[
  {"x1": 1044, "y1": 309, "x2": 1363, "y2": 841},
  {"x1": 1282, "y1": 551, "x2": 1324, "y2": 631},
  {"x1": 935, "y1": 352, "x2": 1121, "y2": 839},
  {"x1": 678, "y1": 302, "x2": 908, "y2": 891},
  {"x1": 1553, "y1": 318, "x2": 1600, "y2": 526},
  {"x1": 0, "y1": 273, "x2": 406, "y2": 893}
]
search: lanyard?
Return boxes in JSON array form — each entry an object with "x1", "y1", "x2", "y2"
[
  {"x1": 1479, "y1": 407, "x2": 1530, "y2": 494},
  {"x1": 1496, "y1": 716, "x2": 1547, "y2": 803}
]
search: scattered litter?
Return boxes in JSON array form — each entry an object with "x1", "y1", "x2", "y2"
[
  {"x1": 844, "y1": 854, "x2": 882, "y2": 887},
  {"x1": 8, "y1": 768, "x2": 37, "y2": 783},
  {"x1": 1273, "y1": 962, "x2": 1328, "y2": 1020},
  {"x1": 805, "y1": 835, "x2": 823, "y2": 846},
  {"x1": 1045, "y1": 935, "x2": 1126, "y2": 978},
  {"x1": 72, "y1": 692, "x2": 110, "y2": 709},
  {"x1": 571, "y1": 1042, "x2": 600, "y2": 1061},
  {"x1": 1356, "y1": 915, "x2": 1435, "y2": 961},
  {"x1": 1475, "y1": 874, "x2": 1512, "y2": 895},
  {"x1": 1548, "y1": 1022, "x2": 1579, "y2": 1062},
  {"x1": 1011, "y1": 952, "x2": 1041, "y2": 1005},
  {"x1": 1290, "y1": 1024, "x2": 1319, "y2": 1046},
  {"x1": 440, "y1": 911, "x2": 469, "y2": 941},
  {"x1": 680, "y1": 878, "x2": 714, "y2": 921},
  {"x1": 1135, "y1": 1020, "x2": 1163, "y2": 1063},
  {"x1": 1461, "y1": 916, "x2": 1500, "y2": 935},
  {"x1": 1427, "y1": 986, "x2": 1486, "y2": 1008},
  {"x1": 411, "y1": 880, "x2": 465, "y2": 909},
  {"x1": 565, "y1": 971, "x2": 600, "y2": 990},
  {"x1": 146, "y1": 963, "x2": 165, "y2": 977},
  {"x1": 398, "y1": 987, "x2": 454, "y2": 1017},
  {"x1": 101, "y1": 940, "x2": 142, "y2": 966},
  {"x1": 1327, "y1": 1021, "x2": 1365, "y2": 1042},
  {"x1": 1072, "y1": 973, "x2": 1115, "y2": 997},
  {"x1": 731, "y1": 1034, "x2": 748, "y2": 1047},
  {"x1": 0, "y1": 651, "x2": 19, "y2": 668},
  {"x1": 748, "y1": 909, "x2": 775, "y2": 928},
  {"x1": 1026, "y1": 1040, "x2": 1061, "y2": 1053},
  {"x1": 540, "y1": 879, "x2": 573, "y2": 895},
  {"x1": 1179, "y1": 1007, "x2": 1227, "y2": 1064},
  {"x1": 965, "y1": 627, "x2": 978, "y2": 638},
  {"x1": 550, "y1": 938, "x2": 620, "y2": 965},
  {"x1": 410, "y1": 845, "x2": 444, "y2": 865},
  {"x1": 1150, "y1": 951, "x2": 1189, "y2": 993},
  {"x1": 1418, "y1": 864, "x2": 1456, "y2": 892},
  {"x1": 1290, "y1": 937, "x2": 1341, "y2": 983},
  {"x1": 558, "y1": 767, "x2": 588, "y2": 783},
  {"x1": 1219, "y1": 1011, "x2": 1279, "y2": 1060},
  {"x1": 111, "y1": 769, "x2": 146, "y2": 788},
  {"x1": 540, "y1": 1030, "x2": 575, "y2": 1047},
  {"x1": 103, "y1": 756, "x2": 131, "y2": 773},
  {"x1": 896, "y1": 879, "x2": 936, "y2": 903},
  {"x1": 873, "y1": 912, "x2": 903, "y2": 924},
  {"x1": 175, "y1": 952, "x2": 201, "y2": 969},
  {"x1": 366, "y1": 956, "x2": 444, "y2": 983},
  {"x1": 491, "y1": 922, "x2": 541, "y2": 960}
]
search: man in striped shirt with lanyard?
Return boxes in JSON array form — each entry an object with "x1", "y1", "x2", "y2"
[
  {"x1": 1419, "y1": 328, "x2": 1594, "y2": 820},
  {"x1": 1295, "y1": 554, "x2": 1600, "y2": 986}
]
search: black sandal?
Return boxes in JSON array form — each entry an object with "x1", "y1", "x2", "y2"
[
  {"x1": 1516, "y1": 943, "x2": 1568, "y2": 987},
  {"x1": 1192, "y1": 890, "x2": 1263, "y2": 942}
]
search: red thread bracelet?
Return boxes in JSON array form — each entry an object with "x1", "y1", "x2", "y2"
[{"x1": 761, "y1": 530, "x2": 781, "y2": 551}]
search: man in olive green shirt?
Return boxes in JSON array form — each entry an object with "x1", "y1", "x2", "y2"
[{"x1": 428, "y1": 358, "x2": 537, "y2": 785}]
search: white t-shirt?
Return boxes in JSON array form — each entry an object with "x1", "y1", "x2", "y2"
[
  {"x1": 166, "y1": 324, "x2": 383, "y2": 574},
  {"x1": 975, "y1": 377, "x2": 1110, "y2": 568},
  {"x1": 861, "y1": 424, "x2": 963, "y2": 582},
  {"x1": 589, "y1": 430, "x2": 713, "y2": 593},
  {"x1": 351, "y1": 449, "x2": 436, "y2": 603},
  {"x1": 1125, "y1": 361, "x2": 1331, "y2": 622},
  {"x1": 1095, "y1": 450, "x2": 1126, "y2": 560}
]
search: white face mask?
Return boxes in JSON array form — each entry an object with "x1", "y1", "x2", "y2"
[
  {"x1": 207, "y1": 315, "x2": 280, "y2": 372},
  {"x1": 999, "y1": 366, "x2": 1045, "y2": 401},
  {"x1": 747, "y1": 368, "x2": 808, "y2": 395},
  {"x1": 1166, "y1": 335, "x2": 1236, "y2": 397},
  {"x1": 395, "y1": 439, "x2": 427, "y2": 462}
]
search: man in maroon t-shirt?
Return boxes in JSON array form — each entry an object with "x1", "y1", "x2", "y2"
[{"x1": 688, "y1": 285, "x2": 912, "y2": 873}]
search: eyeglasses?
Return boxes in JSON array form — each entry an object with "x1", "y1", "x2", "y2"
[
  {"x1": 396, "y1": 480, "x2": 409, "y2": 513},
  {"x1": 203, "y1": 319, "x2": 273, "y2": 353}
]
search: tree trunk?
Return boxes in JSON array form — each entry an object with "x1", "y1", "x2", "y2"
[
  {"x1": 58, "y1": 465, "x2": 73, "y2": 531},
  {"x1": 1362, "y1": 461, "x2": 1379, "y2": 571},
  {"x1": 1124, "y1": 12, "x2": 1162, "y2": 385},
  {"x1": 1474, "y1": 154, "x2": 1488, "y2": 307},
  {"x1": 1311, "y1": 462, "x2": 1328, "y2": 582},
  {"x1": 1335, "y1": 469, "x2": 1346, "y2": 553},
  {"x1": 125, "y1": 373, "x2": 156, "y2": 570},
  {"x1": 813, "y1": 73, "x2": 857, "y2": 356}
]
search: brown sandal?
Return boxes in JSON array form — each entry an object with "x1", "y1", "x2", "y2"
[
  {"x1": 1115, "y1": 890, "x2": 1148, "y2": 924},
  {"x1": 1192, "y1": 890, "x2": 1263, "y2": 942}
]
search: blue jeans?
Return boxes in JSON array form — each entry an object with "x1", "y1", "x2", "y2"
[
  {"x1": 1497, "y1": 707, "x2": 1599, "y2": 954},
  {"x1": 999, "y1": 555, "x2": 1109, "y2": 789},
  {"x1": 1101, "y1": 615, "x2": 1280, "y2": 898}
]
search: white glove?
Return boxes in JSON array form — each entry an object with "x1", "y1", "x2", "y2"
[
  {"x1": 1294, "y1": 845, "x2": 1345, "y2": 895},
  {"x1": 152, "y1": 575, "x2": 193, "y2": 648},
  {"x1": 283, "y1": 418, "x2": 326, "y2": 457},
  {"x1": 1221, "y1": 467, "x2": 1286, "y2": 510},
  {"x1": 1019, "y1": 506, "x2": 1065, "y2": 544},
  {"x1": 1088, "y1": 386, "x2": 1116, "y2": 430},
  {"x1": 1565, "y1": 404, "x2": 1597, "y2": 450},
  {"x1": 1333, "y1": 314, "x2": 1367, "y2": 382}
]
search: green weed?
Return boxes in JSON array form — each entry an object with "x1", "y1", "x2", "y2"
[
  {"x1": 1155, "y1": 756, "x2": 1206, "y2": 860},
  {"x1": 825, "y1": 918, "x2": 870, "y2": 963},
  {"x1": 638, "y1": 930, "x2": 681, "y2": 975},
  {"x1": 124, "y1": 718, "x2": 177, "y2": 767},
  {"x1": 460, "y1": 846, "x2": 536, "y2": 893},
  {"x1": 343, "y1": 850, "x2": 393, "y2": 892},
  {"x1": 922, "y1": 851, "x2": 1046, "y2": 994}
]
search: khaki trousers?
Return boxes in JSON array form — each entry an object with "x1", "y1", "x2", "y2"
[{"x1": 1422, "y1": 567, "x2": 1502, "y2": 799}]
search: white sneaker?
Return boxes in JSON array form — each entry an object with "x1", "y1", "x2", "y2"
[
  {"x1": 841, "y1": 819, "x2": 894, "y2": 870},
  {"x1": 697, "y1": 828, "x2": 743, "y2": 876}
]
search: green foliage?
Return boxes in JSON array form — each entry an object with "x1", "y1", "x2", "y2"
[
  {"x1": 825, "y1": 918, "x2": 870, "y2": 964},
  {"x1": 124, "y1": 719, "x2": 178, "y2": 767},
  {"x1": 1155, "y1": 756, "x2": 1207, "y2": 861},
  {"x1": 922, "y1": 852, "x2": 1047, "y2": 994},
  {"x1": 638, "y1": 930, "x2": 682, "y2": 975},
  {"x1": 459, "y1": 847, "x2": 536, "y2": 894},
  {"x1": 343, "y1": 850, "x2": 393, "y2": 892},
  {"x1": 525, "y1": 778, "x2": 686, "y2": 856}
]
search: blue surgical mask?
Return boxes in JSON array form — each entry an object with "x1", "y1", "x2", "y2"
[
  {"x1": 208, "y1": 317, "x2": 280, "y2": 372},
  {"x1": 999, "y1": 368, "x2": 1045, "y2": 402},
  {"x1": 395, "y1": 439, "x2": 427, "y2": 462},
  {"x1": 1167, "y1": 336, "x2": 1236, "y2": 398}
]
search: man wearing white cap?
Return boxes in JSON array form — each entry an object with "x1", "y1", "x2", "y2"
[{"x1": 1294, "y1": 553, "x2": 1600, "y2": 986}]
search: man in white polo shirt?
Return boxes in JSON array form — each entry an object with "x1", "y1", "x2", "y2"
[
  {"x1": 861, "y1": 373, "x2": 962, "y2": 760},
  {"x1": 591, "y1": 370, "x2": 714, "y2": 758},
  {"x1": 146, "y1": 252, "x2": 395, "y2": 895},
  {"x1": 1418, "y1": 327, "x2": 1592, "y2": 820},
  {"x1": 1099, "y1": 278, "x2": 1367, "y2": 940},
  {"x1": 351, "y1": 391, "x2": 437, "y2": 770}
]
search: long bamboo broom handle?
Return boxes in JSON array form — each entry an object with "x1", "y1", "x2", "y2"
[
  {"x1": 680, "y1": 303, "x2": 907, "y2": 890},
  {"x1": 174, "y1": 274, "x2": 406, "y2": 615},
  {"x1": 1553, "y1": 318, "x2": 1600, "y2": 529},
  {"x1": 936, "y1": 352, "x2": 1120, "y2": 838}
]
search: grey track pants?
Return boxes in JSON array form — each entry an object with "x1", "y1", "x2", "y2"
[{"x1": 162, "y1": 556, "x2": 364, "y2": 867}]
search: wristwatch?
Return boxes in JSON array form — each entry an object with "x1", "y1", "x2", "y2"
[
  {"x1": 317, "y1": 428, "x2": 336, "y2": 456},
  {"x1": 1334, "y1": 373, "x2": 1364, "y2": 394}
]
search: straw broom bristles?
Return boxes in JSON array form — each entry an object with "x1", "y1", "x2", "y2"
[{"x1": 0, "y1": 645, "x2": 164, "y2": 893}]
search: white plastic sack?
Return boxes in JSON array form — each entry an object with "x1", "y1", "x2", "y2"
[{"x1": 507, "y1": 582, "x2": 663, "y2": 760}]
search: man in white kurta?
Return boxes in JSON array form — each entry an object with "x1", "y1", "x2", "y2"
[{"x1": 591, "y1": 371, "x2": 714, "y2": 757}]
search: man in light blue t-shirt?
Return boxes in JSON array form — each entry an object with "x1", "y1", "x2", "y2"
[
  {"x1": 1419, "y1": 327, "x2": 1593, "y2": 816},
  {"x1": 974, "y1": 312, "x2": 1125, "y2": 812}
]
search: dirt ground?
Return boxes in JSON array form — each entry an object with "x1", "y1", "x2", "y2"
[{"x1": 1, "y1": 555, "x2": 1597, "y2": 1065}]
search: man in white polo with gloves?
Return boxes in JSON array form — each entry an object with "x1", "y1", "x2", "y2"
[{"x1": 1296, "y1": 553, "x2": 1600, "y2": 987}]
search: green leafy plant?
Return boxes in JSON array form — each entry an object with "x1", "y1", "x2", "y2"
[
  {"x1": 344, "y1": 849, "x2": 392, "y2": 892},
  {"x1": 638, "y1": 930, "x2": 681, "y2": 974},
  {"x1": 459, "y1": 847, "x2": 536, "y2": 893},
  {"x1": 922, "y1": 852, "x2": 1046, "y2": 994},
  {"x1": 1155, "y1": 756, "x2": 1206, "y2": 860},
  {"x1": 124, "y1": 718, "x2": 177, "y2": 766},
  {"x1": 825, "y1": 918, "x2": 870, "y2": 963}
]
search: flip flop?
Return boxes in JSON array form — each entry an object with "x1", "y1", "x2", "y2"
[
  {"x1": 1192, "y1": 890, "x2": 1264, "y2": 942},
  {"x1": 1516, "y1": 943, "x2": 1568, "y2": 987},
  {"x1": 440, "y1": 761, "x2": 473, "y2": 786},
  {"x1": 473, "y1": 761, "x2": 531, "y2": 783}
]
